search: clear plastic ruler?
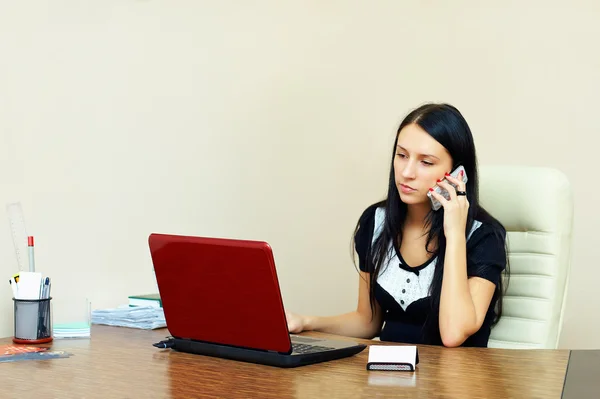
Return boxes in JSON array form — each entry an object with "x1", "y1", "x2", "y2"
[{"x1": 6, "y1": 202, "x2": 28, "y2": 272}]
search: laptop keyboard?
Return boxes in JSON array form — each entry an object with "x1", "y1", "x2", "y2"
[{"x1": 291, "y1": 343, "x2": 335, "y2": 354}]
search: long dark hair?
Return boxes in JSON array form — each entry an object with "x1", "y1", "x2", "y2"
[{"x1": 355, "y1": 103, "x2": 509, "y2": 343}]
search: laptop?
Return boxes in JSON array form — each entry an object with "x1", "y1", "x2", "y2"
[{"x1": 148, "y1": 233, "x2": 367, "y2": 368}]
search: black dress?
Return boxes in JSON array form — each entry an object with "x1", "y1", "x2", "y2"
[{"x1": 354, "y1": 204, "x2": 507, "y2": 347}]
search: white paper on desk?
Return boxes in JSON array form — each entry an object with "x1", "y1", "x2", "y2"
[
  {"x1": 16, "y1": 272, "x2": 42, "y2": 299},
  {"x1": 91, "y1": 306, "x2": 166, "y2": 330},
  {"x1": 367, "y1": 345, "x2": 419, "y2": 371}
]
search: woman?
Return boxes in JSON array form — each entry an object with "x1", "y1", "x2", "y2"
[{"x1": 286, "y1": 103, "x2": 509, "y2": 347}]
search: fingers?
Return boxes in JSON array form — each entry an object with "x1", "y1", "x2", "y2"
[
  {"x1": 429, "y1": 187, "x2": 449, "y2": 207},
  {"x1": 430, "y1": 170, "x2": 468, "y2": 209},
  {"x1": 444, "y1": 171, "x2": 467, "y2": 193},
  {"x1": 437, "y1": 180, "x2": 458, "y2": 201}
]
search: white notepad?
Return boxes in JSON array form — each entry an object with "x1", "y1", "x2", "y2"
[
  {"x1": 16, "y1": 272, "x2": 42, "y2": 300},
  {"x1": 366, "y1": 345, "x2": 419, "y2": 371}
]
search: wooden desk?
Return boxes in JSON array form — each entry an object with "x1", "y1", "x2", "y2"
[{"x1": 1, "y1": 325, "x2": 569, "y2": 399}]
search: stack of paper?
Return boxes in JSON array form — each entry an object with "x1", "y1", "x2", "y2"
[
  {"x1": 53, "y1": 322, "x2": 91, "y2": 339},
  {"x1": 91, "y1": 305, "x2": 166, "y2": 330}
]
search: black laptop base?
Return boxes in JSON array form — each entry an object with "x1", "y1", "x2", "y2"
[{"x1": 168, "y1": 337, "x2": 367, "y2": 368}]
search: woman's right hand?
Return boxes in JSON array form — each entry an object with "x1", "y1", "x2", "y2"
[{"x1": 285, "y1": 311, "x2": 307, "y2": 333}]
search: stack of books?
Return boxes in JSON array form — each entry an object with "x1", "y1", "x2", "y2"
[{"x1": 128, "y1": 293, "x2": 162, "y2": 308}]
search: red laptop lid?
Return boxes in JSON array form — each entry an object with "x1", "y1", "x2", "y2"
[{"x1": 148, "y1": 233, "x2": 292, "y2": 354}]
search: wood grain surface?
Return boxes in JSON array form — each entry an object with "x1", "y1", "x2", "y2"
[{"x1": 0, "y1": 325, "x2": 569, "y2": 399}]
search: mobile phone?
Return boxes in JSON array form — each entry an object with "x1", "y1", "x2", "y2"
[{"x1": 427, "y1": 165, "x2": 468, "y2": 211}]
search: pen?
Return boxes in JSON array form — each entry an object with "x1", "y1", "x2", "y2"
[
  {"x1": 42, "y1": 277, "x2": 50, "y2": 299},
  {"x1": 28, "y1": 236, "x2": 35, "y2": 273},
  {"x1": 39, "y1": 277, "x2": 50, "y2": 337}
]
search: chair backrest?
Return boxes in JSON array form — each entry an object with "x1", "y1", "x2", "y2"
[{"x1": 479, "y1": 165, "x2": 574, "y2": 349}]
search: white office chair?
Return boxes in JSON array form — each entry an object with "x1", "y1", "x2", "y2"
[{"x1": 479, "y1": 165, "x2": 574, "y2": 349}]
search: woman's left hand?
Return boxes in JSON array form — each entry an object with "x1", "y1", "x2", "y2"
[{"x1": 429, "y1": 171, "x2": 470, "y2": 239}]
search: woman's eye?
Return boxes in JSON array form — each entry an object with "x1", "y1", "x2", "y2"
[
  {"x1": 397, "y1": 153, "x2": 407, "y2": 158},
  {"x1": 422, "y1": 161, "x2": 434, "y2": 166}
]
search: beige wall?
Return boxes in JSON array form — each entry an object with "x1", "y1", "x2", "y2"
[{"x1": 0, "y1": 1, "x2": 598, "y2": 348}]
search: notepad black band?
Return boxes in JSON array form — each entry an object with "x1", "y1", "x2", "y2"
[{"x1": 366, "y1": 362, "x2": 414, "y2": 371}]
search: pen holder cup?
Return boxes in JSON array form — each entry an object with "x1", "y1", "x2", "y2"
[{"x1": 13, "y1": 297, "x2": 53, "y2": 344}]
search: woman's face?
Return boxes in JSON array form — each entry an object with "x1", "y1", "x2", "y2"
[{"x1": 393, "y1": 123, "x2": 453, "y2": 206}]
